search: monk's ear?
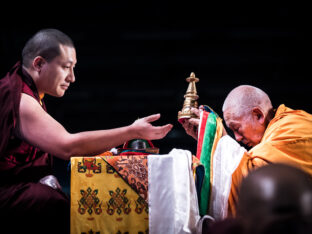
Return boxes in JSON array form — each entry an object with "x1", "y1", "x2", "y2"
[
  {"x1": 252, "y1": 107, "x2": 265, "y2": 124},
  {"x1": 33, "y1": 56, "x2": 45, "y2": 72}
]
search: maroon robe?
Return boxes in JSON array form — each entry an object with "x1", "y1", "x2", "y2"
[{"x1": 0, "y1": 62, "x2": 69, "y2": 234}]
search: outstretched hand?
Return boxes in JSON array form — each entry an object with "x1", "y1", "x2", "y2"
[{"x1": 131, "y1": 114, "x2": 173, "y2": 140}]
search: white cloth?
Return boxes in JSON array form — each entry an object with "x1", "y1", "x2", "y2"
[
  {"x1": 148, "y1": 148, "x2": 201, "y2": 234},
  {"x1": 209, "y1": 135, "x2": 246, "y2": 220},
  {"x1": 39, "y1": 175, "x2": 62, "y2": 190}
]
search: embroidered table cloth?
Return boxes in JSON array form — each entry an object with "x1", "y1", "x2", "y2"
[{"x1": 70, "y1": 149, "x2": 202, "y2": 234}]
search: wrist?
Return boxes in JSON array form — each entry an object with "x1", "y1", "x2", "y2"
[{"x1": 128, "y1": 124, "x2": 140, "y2": 139}]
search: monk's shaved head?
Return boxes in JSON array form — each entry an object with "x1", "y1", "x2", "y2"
[
  {"x1": 238, "y1": 163, "x2": 312, "y2": 233},
  {"x1": 222, "y1": 85, "x2": 272, "y2": 119},
  {"x1": 22, "y1": 28, "x2": 75, "y2": 68}
]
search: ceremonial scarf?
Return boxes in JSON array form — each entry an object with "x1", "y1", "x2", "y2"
[{"x1": 196, "y1": 105, "x2": 223, "y2": 216}]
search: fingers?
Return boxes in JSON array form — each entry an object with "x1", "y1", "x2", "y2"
[
  {"x1": 143, "y1": 113, "x2": 161, "y2": 123},
  {"x1": 181, "y1": 118, "x2": 196, "y2": 130},
  {"x1": 162, "y1": 124, "x2": 173, "y2": 134},
  {"x1": 191, "y1": 107, "x2": 201, "y2": 117},
  {"x1": 152, "y1": 124, "x2": 173, "y2": 139},
  {"x1": 154, "y1": 124, "x2": 173, "y2": 133},
  {"x1": 189, "y1": 118, "x2": 199, "y2": 126}
]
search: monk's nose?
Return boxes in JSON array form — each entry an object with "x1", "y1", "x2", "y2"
[
  {"x1": 234, "y1": 132, "x2": 243, "y2": 142},
  {"x1": 68, "y1": 69, "x2": 75, "y2": 83}
]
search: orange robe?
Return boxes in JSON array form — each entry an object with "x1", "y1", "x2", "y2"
[{"x1": 228, "y1": 104, "x2": 312, "y2": 216}]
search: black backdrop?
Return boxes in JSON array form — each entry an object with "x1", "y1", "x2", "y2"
[{"x1": 0, "y1": 3, "x2": 310, "y2": 193}]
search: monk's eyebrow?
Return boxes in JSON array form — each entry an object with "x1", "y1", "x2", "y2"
[
  {"x1": 65, "y1": 60, "x2": 77, "y2": 67},
  {"x1": 229, "y1": 122, "x2": 239, "y2": 129}
]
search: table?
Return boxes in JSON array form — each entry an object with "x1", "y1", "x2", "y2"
[{"x1": 70, "y1": 149, "x2": 202, "y2": 234}]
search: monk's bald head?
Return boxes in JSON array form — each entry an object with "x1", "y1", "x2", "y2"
[
  {"x1": 22, "y1": 28, "x2": 75, "y2": 68},
  {"x1": 238, "y1": 164, "x2": 312, "y2": 233},
  {"x1": 222, "y1": 85, "x2": 272, "y2": 119}
]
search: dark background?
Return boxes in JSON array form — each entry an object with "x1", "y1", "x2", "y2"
[{"x1": 0, "y1": 3, "x2": 310, "y2": 194}]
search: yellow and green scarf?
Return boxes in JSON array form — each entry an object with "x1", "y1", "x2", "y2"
[{"x1": 196, "y1": 105, "x2": 223, "y2": 216}]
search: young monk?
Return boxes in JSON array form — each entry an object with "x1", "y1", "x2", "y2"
[{"x1": 0, "y1": 28, "x2": 172, "y2": 234}]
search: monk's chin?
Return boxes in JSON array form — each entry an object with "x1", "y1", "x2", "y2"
[{"x1": 49, "y1": 91, "x2": 65, "y2": 97}]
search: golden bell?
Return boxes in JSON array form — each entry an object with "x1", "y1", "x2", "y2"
[{"x1": 178, "y1": 72, "x2": 199, "y2": 121}]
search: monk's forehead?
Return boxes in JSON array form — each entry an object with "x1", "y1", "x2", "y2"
[
  {"x1": 223, "y1": 109, "x2": 239, "y2": 123},
  {"x1": 223, "y1": 110, "x2": 231, "y2": 120},
  {"x1": 59, "y1": 45, "x2": 77, "y2": 64}
]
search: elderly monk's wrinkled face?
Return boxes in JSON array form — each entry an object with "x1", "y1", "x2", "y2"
[
  {"x1": 39, "y1": 45, "x2": 77, "y2": 97},
  {"x1": 223, "y1": 109, "x2": 266, "y2": 147}
]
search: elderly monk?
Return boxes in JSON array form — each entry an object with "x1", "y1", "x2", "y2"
[
  {"x1": 181, "y1": 84, "x2": 312, "y2": 218},
  {"x1": 0, "y1": 28, "x2": 172, "y2": 234}
]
